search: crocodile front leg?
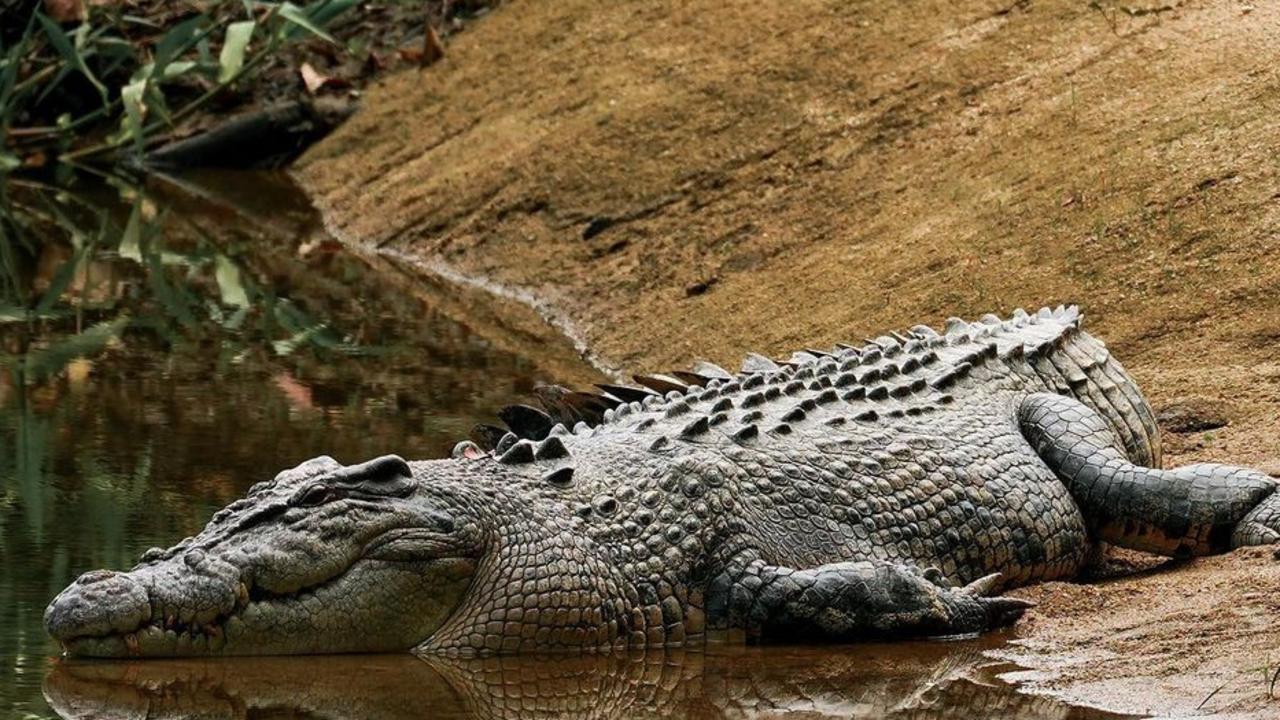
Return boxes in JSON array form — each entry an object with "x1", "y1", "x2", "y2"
[
  {"x1": 707, "y1": 560, "x2": 1033, "y2": 643},
  {"x1": 1018, "y1": 392, "x2": 1279, "y2": 557}
]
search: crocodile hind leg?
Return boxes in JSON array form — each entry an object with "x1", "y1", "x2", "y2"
[
  {"x1": 707, "y1": 560, "x2": 1033, "y2": 643},
  {"x1": 1018, "y1": 392, "x2": 1279, "y2": 557}
]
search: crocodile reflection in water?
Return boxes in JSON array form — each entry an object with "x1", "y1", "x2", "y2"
[{"x1": 43, "y1": 645, "x2": 1131, "y2": 720}]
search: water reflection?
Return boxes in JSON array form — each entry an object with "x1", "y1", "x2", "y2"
[
  {"x1": 43, "y1": 643, "x2": 1131, "y2": 720},
  {"x1": 0, "y1": 170, "x2": 603, "y2": 716}
]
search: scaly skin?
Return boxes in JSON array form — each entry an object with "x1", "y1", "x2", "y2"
[{"x1": 44, "y1": 306, "x2": 1280, "y2": 657}]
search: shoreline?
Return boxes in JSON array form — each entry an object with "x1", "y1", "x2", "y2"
[
  {"x1": 999, "y1": 546, "x2": 1280, "y2": 718},
  {"x1": 308, "y1": 194, "x2": 621, "y2": 379}
]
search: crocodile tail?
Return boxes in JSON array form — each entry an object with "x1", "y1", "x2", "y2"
[{"x1": 1018, "y1": 307, "x2": 1162, "y2": 468}]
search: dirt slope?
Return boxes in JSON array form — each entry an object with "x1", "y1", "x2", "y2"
[{"x1": 294, "y1": 0, "x2": 1280, "y2": 715}]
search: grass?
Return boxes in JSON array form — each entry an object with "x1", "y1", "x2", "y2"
[{"x1": 1197, "y1": 656, "x2": 1280, "y2": 711}]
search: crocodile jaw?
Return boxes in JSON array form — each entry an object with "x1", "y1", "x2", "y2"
[
  {"x1": 45, "y1": 455, "x2": 486, "y2": 657},
  {"x1": 47, "y1": 554, "x2": 476, "y2": 657}
]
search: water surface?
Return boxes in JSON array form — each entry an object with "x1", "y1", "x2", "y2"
[
  {"x1": 0, "y1": 171, "x2": 1129, "y2": 719},
  {"x1": 42, "y1": 643, "x2": 1128, "y2": 719}
]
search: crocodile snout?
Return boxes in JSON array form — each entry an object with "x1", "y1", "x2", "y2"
[{"x1": 45, "y1": 570, "x2": 151, "y2": 642}]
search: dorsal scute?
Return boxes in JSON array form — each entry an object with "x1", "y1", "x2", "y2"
[{"x1": 463, "y1": 306, "x2": 1085, "y2": 458}]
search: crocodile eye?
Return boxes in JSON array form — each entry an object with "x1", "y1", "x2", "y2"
[{"x1": 295, "y1": 485, "x2": 338, "y2": 507}]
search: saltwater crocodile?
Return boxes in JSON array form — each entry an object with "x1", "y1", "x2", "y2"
[{"x1": 44, "y1": 306, "x2": 1280, "y2": 657}]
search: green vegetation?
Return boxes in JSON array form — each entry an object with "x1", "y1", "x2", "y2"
[{"x1": 0, "y1": 0, "x2": 360, "y2": 170}]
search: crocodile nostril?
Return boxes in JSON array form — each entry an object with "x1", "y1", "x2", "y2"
[{"x1": 47, "y1": 571, "x2": 151, "y2": 641}]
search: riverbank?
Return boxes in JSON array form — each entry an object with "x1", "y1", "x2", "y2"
[
  {"x1": 1001, "y1": 546, "x2": 1280, "y2": 717},
  {"x1": 294, "y1": 0, "x2": 1280, "y2": 715}
]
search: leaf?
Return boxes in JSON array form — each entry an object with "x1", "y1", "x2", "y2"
[
  {"x1": 20, "y1": 316, "x2": 129, "y2": 383},
  {"x1": 303, "y1": 0, "x2": 361, "y2": 27},
  {"x1": 196, "y1": 35, "x2": 214, "y2": 67},
  {"x1": 120, "y1": 14, "x2": 163, "y2": 30},
  {"x1": 153, "y1": 15, "x2": 205, "y2": 72},
  {"x1": 298, "y1": 62, "x2": 330, "y2": 94},
  {"x1": 33, "y1": 64, "x2": 76, "y2": 106},
  {"x1": 278, "y1": 2, "x2": 337, "y2": 43},
  {"x1": 214, "y1": 255, "x2": 250, "y2": 307},
  {"x1": 117, "y1": 200, "x2": 142, "y2": 261},
  {"x1": 0, "y1": 152, "x2": 20, "y2": 174},
  {"x1": 269, "y1": 299, "x2": 354, "y2": 355},
  {"x1": 222, "y1": 305, "x2": 248, "y2": 331},
  {"x1": 35, "y1": 11, "x2": 107, "y2": 103},
  {"x1": 218, "y1": 20, "x2": 256, "y2": 83},
  {"x1": 33, "y1": 245, "x2": 83, "y2": 316},
  {"x1": 161, "y1": 60, "x2": 198, "y2": 80},
  {"x1": 0, "y1": 306, "x2": 69, "y2": 323},
  {"x1": 119, "y1": 79, "x2": 147, "y2": 150},
  {"x1": 145, "y1": 251, "x2": 198, "y2": 328},
  {"x1": 422, "y1": 24, "x2": 445, "y2": 66},
  {"x1": 143, "y1": 81, "x2": 173, "y2": 127},
  {"x1": 0, "y1": 305, "x2": 33, "y2": 323}
]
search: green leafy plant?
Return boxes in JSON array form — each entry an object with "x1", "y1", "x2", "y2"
[{"x1": 0, "y1": 0, "x2": 359, "y2": 169}]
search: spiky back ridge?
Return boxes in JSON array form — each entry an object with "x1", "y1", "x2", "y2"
[{"x1": 457, "y1": 305, "x2": 1159, "y2": 471}]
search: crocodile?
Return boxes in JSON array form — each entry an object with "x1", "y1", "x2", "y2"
[{"x1": 44, "y1": 306, "x2": 1280, "y2": 657}]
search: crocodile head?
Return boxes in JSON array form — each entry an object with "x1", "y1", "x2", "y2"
[{"x1": 45, "y1": 455, "x2": 484, "y2": 657}]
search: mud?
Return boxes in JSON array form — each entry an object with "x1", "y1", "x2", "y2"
[
  {"x1": 1000, "y1": 547, "x2": 1280, "y2": 717},
  {"x1": 293, "y1": 0, "x2": 1280, "y2": 715}
]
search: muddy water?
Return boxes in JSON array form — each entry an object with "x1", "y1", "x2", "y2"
[{"x1": 1, "y1": 171, "x2": 1128, "y2": 719}]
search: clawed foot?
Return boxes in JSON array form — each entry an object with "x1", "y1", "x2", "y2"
[
  {"x1": 744, "y1": 561, "x2": 1037, "y2": 641},
  {"x1": 942, "y1": 573, "x2": 1036, "y2": 633}
]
